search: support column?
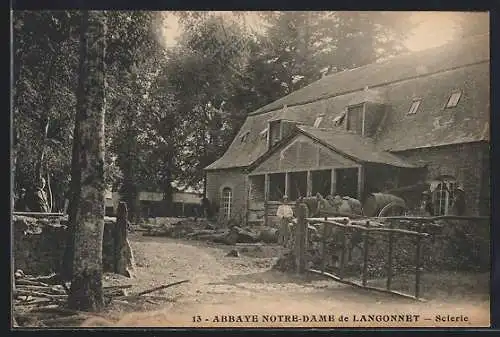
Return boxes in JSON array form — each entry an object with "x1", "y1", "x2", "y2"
[
  {"x1": 264, "y1": 174, "x2": 269, "y2": 226},
  {"x1": 357, "y1": 166, "x2": 365, "y2": 201},
  {"x1": 330, "y1": 169, "x2": 336, "y2": 196},
  {"x1": 285, "y1": 172, "x2": 290, "y2": 198},
  {"x1": 306, "y1": 171, "x2": 312, "y2": 197}
]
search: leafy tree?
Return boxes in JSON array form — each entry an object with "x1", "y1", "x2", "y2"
[
  {"x1": 164, "y1": 15, "x2": 260, "y2": 191},
  {"x1": 13, "y1": 11, "x2": 81, "y2": 210},
  {"x1": 252, "y1": 11, "x2": 415, "y2": 99}
]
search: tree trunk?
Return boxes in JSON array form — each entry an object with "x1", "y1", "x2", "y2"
[{"x1": 67, "y1": 10, "x2": 107, "y2": 312}]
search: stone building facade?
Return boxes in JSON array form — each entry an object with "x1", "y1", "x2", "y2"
[{"x1": 205, "y1": 34, "x2": 490, "y2": 225}]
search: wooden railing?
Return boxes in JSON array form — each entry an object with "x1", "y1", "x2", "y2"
[{"x1": 294, "y1": 203, "x2": 429, "y2": 301}]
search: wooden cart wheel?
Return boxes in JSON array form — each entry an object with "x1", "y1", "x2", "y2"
[{"x1": 378, "y1": 202, "x2": 407, "y2": 217}]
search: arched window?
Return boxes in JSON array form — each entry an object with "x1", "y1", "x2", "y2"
[
  {"x1": 221, "y1": 187, "x2": 233, "y2": 219},
  {"x1": 430, "y1": 176, "x2": 458, "y2": 216}
]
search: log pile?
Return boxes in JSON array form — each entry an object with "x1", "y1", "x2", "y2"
[
  {"x1": 12, "y1": 269, "x2": 190, "y2": 328},
  {"x1": 143, "y1": 219, "x2": 279, "y2": 245},
  {"x1": 12, "y1": 270, "x2": 129, "y2": 327}
]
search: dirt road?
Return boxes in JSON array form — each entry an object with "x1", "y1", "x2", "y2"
[{"x1": 92, "y1": 233, "x2": 490, "y2": 328}]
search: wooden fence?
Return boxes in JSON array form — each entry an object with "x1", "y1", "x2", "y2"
[
  {"x1": 294, "y1": 203, "x2": 490, "y2": 301},
  {"x1": 294, "y1": 203, "x2": 431, "y2": 301}
]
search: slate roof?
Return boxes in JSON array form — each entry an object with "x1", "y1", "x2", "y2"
[
  {"x1": 297, "y1": 126, "x2": 418, "y2": 168},
  {"x1": 205, "y1": 34, "x2": 490, "y2": 171},
  {"x1": 250, "y1": 34, "x2": 490, "y2": 116}
]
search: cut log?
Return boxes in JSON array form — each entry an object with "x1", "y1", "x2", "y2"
[
  {"x1": 259, "y1": 228, "x2": 279, "y2": 243},
  {"x1": 230, "y1": 226, "x2": 260, "y2": 243},
  {"x1": 14, "y1": 289, "x2": 68, "y2": 299},
  {"x1": 16, "y1": 279, "x2": 51, "y2": 287}
]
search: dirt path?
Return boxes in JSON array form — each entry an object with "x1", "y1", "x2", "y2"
[{"x1": 94, "y1": 233, "x2": 490, "y2": 328}]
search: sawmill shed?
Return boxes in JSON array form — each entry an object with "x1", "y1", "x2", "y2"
[{"x1": 204, "y1": 34, "x2": 490, "y2": 226}]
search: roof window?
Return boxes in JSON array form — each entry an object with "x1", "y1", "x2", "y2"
[
  {"x1": 313, "y1": 115, "x2": 324, "y2": 128},
  {"x1": 446, "y1": 91, "x2": 462, "y2": 108},
  {"x1": 240, "y1": 131, "x2": 250, "y2": 143},
  {"x1": 333, "y1": 111, "x2": 346, "y2": 126},
  {"x1": 408, "y1": 100, "x2": 421, "y2": 115}
]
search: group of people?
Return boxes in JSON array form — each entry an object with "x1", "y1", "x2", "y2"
[{"x1": 14, "y1": 178, "x2": 50, "y2": 213}]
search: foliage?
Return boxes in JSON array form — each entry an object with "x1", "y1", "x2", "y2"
[{"x1": 13, "y1": 10, "x2": 426, "y2": 213}]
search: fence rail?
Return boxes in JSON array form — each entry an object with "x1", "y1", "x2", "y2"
[{"x1": 294, "y1": 203, "x2": 430, "y2": 301}]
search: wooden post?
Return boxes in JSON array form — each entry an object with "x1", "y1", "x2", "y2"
[
  {"x1": 415, "y1": 226, "x2": 423, "y2": 299},
  {"x1": 285, "y1": 172, "x2": 290, "y2": 197},
  {"x1": 340, "y1": 228, "x2": 347, "y2": 279},
  {"x1": 362, "y1": 221, "x2": 370, "y2": 287},
  {"x1": 357, "y1": 166, "x2": 364, "y2": 200},
  {"x1": 330, "y1": 169, "x2": 336, "y2": 196},
  {"x1": 361, "y1": 102, "x2": 366, "y2": 137},
  {"x1": 295, "y1": 203, "x2": 307, "y2": 274},
  {"x1": 264, "y1": 174, "x2": 269, "y2": 226},
  {"x1": 306, "y1": 171, "x2": 312, "y2": 197},
  {"x1": 320, "y1": 218, "x2": 328, "y2": 273},
  {"x1": 386, "y1": 220, "x2": 394, "y2": 291}
]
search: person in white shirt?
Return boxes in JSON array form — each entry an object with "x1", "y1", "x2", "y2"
[{"x1": 276, "y1": 195, "x2": 294, "y2": 247}]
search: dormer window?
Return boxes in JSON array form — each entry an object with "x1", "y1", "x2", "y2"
[
  {"x1": 313, "y1": 115, "x2": 324, "y2": 128},
  {"x1": 446, "y1": 91, "x2": 462, "y2": 108},
  {"x1": 333, "y1": 111, "x2": 346, "y2": 126},
  {"x1": 346, "y1": 104, "x2": 364, "y2": 135},
  {"x1": 268, "y1": 120, "x2": 282, "y2": 148},
  {"x1": 240, "y1": 131, "x2": 250, "y2": 143},
  {"x1": 408, "y1": 99, "x2": 421, "y2": 115}
]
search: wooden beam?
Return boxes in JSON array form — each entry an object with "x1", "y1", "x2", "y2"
[
  {"x1": 306, "y1": 218, "x2": 430, "y2": 237},
  {"x1": 307, "y1": 269, "x2": 426, "y2": 302},
  {"x1": 306, "y1": 171, "x2": 312, "y2": 197},
  {"x1": 415, "y1": 226, "x2": 423, "y2": 299},
  {"x1": 362, "y1": 222, "x2": 370, "y2": 287},
  {"x1": 330, "y1": 169, "x2": 336, "y2": 196},
  {"x1": 316, "y1": 144, "x2": 320, "y2": 167},
  {"x1": 361, "y1": 102, "x2": 366, "y2": 137},
  {"x1": 284, "y1": 172, "x2": 290, "y2": 198},
  {"x1": 386, "y1": 221, "x2": 394, "y2": 291},
  {"x1": 264, "y1": 174, "x2": 269, "y2": 226},
  {"x1": 13, "y1": 212, "x2": 65, "y2": 218},
  {"x1": 357, "y1": 166, "x2": 364, "y2": 200},
  {"x1": 295, "y1": 203, "x2": 308, "y2": 274}
]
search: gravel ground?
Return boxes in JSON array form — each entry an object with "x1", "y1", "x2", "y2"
[{"x1": 84, "y1": 232, "x2": 490, "y2": 328}]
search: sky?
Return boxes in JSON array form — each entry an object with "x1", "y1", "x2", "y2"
[{"x1": 158, "y1": 11, "x2": 489, "y2": 52}]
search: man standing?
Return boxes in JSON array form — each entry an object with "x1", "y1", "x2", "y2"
[{"x1": 276, "y1": 195, "x2": 294, "y2": 247}]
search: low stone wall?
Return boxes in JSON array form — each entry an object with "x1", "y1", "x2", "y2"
[{"x1": 13, "y1": 215, "x2": 133, "y2": 277}]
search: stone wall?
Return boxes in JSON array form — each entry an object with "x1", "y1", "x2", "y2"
[
  {"x1": 206, "y1": 168, "x2": 247, "y2": 223},
  {"x1": 395, "y1": 141, "x2": 490, "y2": 216},
  {"x1": 13, "y1": 215, "x2": 132, "y2": 277}
]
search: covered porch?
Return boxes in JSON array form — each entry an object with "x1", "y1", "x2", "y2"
[{"x1": 245, "y1": 130, "x2": 420, "y2": 226}]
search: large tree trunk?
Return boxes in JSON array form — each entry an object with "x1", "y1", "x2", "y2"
[{"x1": 67, "y1": 10, "x2": 107, "y2": 312}]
